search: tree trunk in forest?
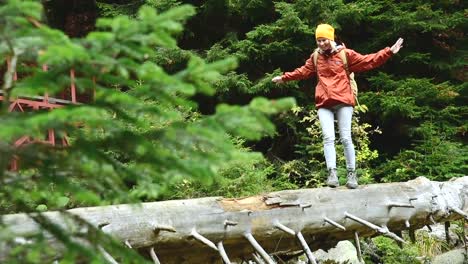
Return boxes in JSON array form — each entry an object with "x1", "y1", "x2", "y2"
[{"x1": 2, "y1": 176, "x2": 467, "y2": 263}]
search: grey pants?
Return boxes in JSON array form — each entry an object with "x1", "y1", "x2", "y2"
[{"x1": 317, "y1": 105, "x2": 356, "y2": 171}]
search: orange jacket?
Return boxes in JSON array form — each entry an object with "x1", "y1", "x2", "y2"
[{"x1": 281, "y1": 47, "x2": 393, "y2": 108}]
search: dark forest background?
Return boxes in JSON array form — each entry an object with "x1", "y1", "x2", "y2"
[{"x1": 63, "y1": 0, "x2": 467, "y2": 190}]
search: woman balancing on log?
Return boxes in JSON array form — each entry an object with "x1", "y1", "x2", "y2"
[{"x1": 272, "y1": 24, "x2": 403, "y2": 188}]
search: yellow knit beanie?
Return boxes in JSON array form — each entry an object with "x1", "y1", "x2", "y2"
[{"x1": 315, "y1": 24, "x2": 335, "y2": 41}]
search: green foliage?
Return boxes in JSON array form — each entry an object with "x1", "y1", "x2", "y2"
[
  {"x1": 97, "y1": 0, "x2": 144, "y2": 18},
  {"x1": 365, "y1": 228, "x2": 456, "y2": 264},
  {"x1": 364, "y1": 72, "x2": 466, "y2": 181},
  {"x1": 165, "y1": 140, "x2": 277, "y2": 199},
  {"x1": 101, "y1": 0, "x2": 465, "y2": 261},
  {"x1": 168, "y1": 0, "x2": 465, "y2": 188},
  {"x1": 275, "y1": 105, "x2": 380, "y2": 188},
  {"x1": 0, "y1": 0, "x2": 295, "y2": 262},
  {"x1": 377, "y1": 140, "x2": 467, "y2": 183},
  {"x1": 97, "y1": 0, "x2": 181, "y2": 19},
  {"x1": 367, "y1": 236, "x2": 420, "y2": 264},
  {"x1": 145, "y1": 0, "x2": 181, "y2": 13}
]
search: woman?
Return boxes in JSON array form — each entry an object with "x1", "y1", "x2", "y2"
[{"x1": 272, "y1": 24, "x2": 403, "y2": 189}]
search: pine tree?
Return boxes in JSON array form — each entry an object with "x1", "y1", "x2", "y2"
[
  {"x1": 0, "y1": 1, "x2": 294, "y2": 262},
  {"x1": 167, "y1": 0, "x2": 467, "y2": 183}
]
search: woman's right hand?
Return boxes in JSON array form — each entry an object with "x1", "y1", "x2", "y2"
[{"x1": 272, "y1": 76, "x2": 284, "y2": 84}]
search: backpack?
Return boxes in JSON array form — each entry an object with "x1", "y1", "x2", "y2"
[{"x1": 313, "y1": 49, "x2": 360, "y2": 106}]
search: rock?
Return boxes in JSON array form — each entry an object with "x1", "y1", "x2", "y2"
[
  {"x1": 421, "y1": 223, "x2": 459, "y2": 244},
  {"x1": 314, "y1": 240, "x2": 363, "y2": 264},
  {"x1": 432, "y1": 248, "x2": 467, "y2": 264}
]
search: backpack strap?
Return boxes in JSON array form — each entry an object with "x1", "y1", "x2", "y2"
[
  {"x1": 337, "y1": 49, "x2": 350, "y2": 75},
  {"x1": 338, "y1": 49, "x2": 360, "y2": 106},
  {"x1": 337, "y1": 49, "x2": 355, "y2": 89},
  {"x1": 313, "y1": 48, "x2": 319, "y2": 73}
]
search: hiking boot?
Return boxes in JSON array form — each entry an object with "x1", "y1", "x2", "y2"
[
  {"x1": 346, "y1": 170, "x2": 358, "y2": 189},
  {"x1": 326, "y1": 168, "x2": 339, "y2": 187}
]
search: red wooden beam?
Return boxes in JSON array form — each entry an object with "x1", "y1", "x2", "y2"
[{"x1": 1, "y1": 60, "x2": 76, "y2": 170}]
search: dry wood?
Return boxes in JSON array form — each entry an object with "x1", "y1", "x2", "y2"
[{"x1": 1, "y1": 176, "x2": 467, "y2": 263}]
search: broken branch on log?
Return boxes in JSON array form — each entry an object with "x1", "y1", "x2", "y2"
[{"x1": 1, "y1": 176, "x2": 467, "y2": 263}]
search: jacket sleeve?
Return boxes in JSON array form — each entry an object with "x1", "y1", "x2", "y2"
[
  {"x1": 346, "y1": 47, "x2": 393, "y2": 73},
  {"x1": 281, "y1": 54, "x2": 316, "y2": 81}
]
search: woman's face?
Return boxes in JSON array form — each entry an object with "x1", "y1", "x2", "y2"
[{"x1": 316, "y1": 37, "x2": 331, "y2": 51}]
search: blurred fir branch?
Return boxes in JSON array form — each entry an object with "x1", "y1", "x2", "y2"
[{"x1": 0, "y1": 0, "x2": 295, "y2": 262}]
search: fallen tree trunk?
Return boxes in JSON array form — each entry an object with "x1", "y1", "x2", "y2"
[{"x1": 2, "y1": 176, "x2": 467, "y2": 263}]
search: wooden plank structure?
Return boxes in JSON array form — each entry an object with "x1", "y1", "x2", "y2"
[
  {"x1": 1, "y1": 176, "x2": 467, "y2": 263},
  {"x1": 0, "y1": 59, "x2": 82, "y2": 170}
]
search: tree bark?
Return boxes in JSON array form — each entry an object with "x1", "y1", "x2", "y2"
[{"x1": 2, "y1": 176, "x2": 467, "y2": 263}]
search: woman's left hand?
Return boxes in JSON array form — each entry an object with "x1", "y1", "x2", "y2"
[{"x1": 390, "y1": 38, "x2": 404, "y2": 54}]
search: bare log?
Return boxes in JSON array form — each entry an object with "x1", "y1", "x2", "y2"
[{"x1": 1, "y1": 176, "x2": 467, "y2": 263}]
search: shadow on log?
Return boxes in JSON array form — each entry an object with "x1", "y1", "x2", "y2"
[{"x1": 1, "y1": 176, "x2": 467, "y2": 263}]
